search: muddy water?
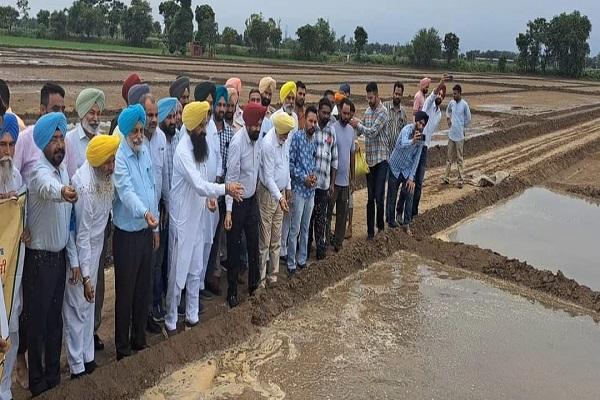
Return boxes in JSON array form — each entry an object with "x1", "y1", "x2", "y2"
[
  {"x1": 438, "y1": 187, "x2": 600, "y2": 289},
  {"x1": 143, "y1": 252, "x2": 600, "y2": 400}
]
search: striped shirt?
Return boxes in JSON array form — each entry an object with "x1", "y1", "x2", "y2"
[
  {"x1": 289, "y1": 130, "x2": 317, "y2": 199},
  {"x1": 383, "y1": 100, "x2": 407, "y2": 156},
  {"x1": 314, "y1": 121, "x2": 338, "y2": 190},
  {"x1": 216, "y1": 119, "x2": 235, "y2": 179},
  {"x1": 355, "y1": 101, "x2": 390, "y2": 167},
  {"x1": 389, "y1": 123, "x2": 423, "y2": 181}
]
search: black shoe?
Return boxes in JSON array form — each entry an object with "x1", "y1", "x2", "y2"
[
  {"x1": 298, "y1": 264, "x2": 306, "y2": 270},
  {"x1": 166, "y1": 328, "x2": 178, "y2": 338},
  {"x1": 316, "y1": 252, "x2": 326, "y2": 261},
  {"x1": 279, "y1": 255, "x2": 287, "y2": 264},
  {"x1": 116, "y1": 352, "x2": 130, "y2": 361},
  {"x1": 70, "y1": 371, "x2": 87, "y2": 380},
  {"x1": 387, "y1": 221, "x2": 400, "y2": 229},
  {"x1": 200, "y1": 290, "x2": 214, "y2": 300},
  {"x1": 94, "y1": 334, "x2": 104, "y2": 351},
  {"x1": 287, "y1": 268, "x2": 297, "y2": 278},
  {"x1": 84, "y1": 360, "x2": 97, "y2": 374},
  {"x1": 132, "y1": 343, "x2": 149, "y2": 352},
  {"x1": 367, "y1": 234, "x2": 374, "y2": 241},
  {"x1": 184, "y1": 320, "x2": 199, "y2": 330},
  {"x1": 227, "y1": 295, "x2": 239, "y2": 308},
  {"x1": 146, "y1": 316, "x2": 162, "y2": 334}
]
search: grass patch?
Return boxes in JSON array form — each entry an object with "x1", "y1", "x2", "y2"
[{"x1": 0, "y1": 34, "x2": 163, "y2": 55}]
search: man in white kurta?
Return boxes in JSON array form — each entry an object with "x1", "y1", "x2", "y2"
[
  {"x1": 165, "y1": 102, "x2": 242, "y2": 334},
  {"x1": 62, "y1": 134, "x2": 119, "y2": 378}
]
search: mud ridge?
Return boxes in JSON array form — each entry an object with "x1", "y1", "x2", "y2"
[
  {"x1": 41, "y1": 119, "x2": 600, "y2": 400},
  {"x1": 545, "y1": 182, "x2": 600, "y2": 201}
]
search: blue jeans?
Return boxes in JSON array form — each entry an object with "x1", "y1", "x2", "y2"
[
  {"x1": 399, "y1": 146, "x2": 427, "y2": 218},
  {"x1": 386, "y1": 170, "x2": 414, "y2": 226},
  {"x1": 366, "y1": 160, "x2": 388, "y2": 237},
  {"x1": 287, "y1": 192, "x2": 315, "y2": 270}
]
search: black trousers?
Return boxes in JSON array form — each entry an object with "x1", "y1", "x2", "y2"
[
  {"x1": 226, "y1": 195, "x2": 260, "y2": 298},
  {"x1": 308, "y1": 189, "x2": 330, "y2": 258},
  {"x1": 25, "y1": 248, "x2": 66, "y2": 396},
  {"x1": 366, "y1": 160, "x2": 388, "y2": 237},
  {"x1": 113, "y1": 227, "x2": 152, "y2": 358}
]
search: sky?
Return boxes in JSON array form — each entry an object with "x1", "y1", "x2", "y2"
[{"x1": 21, "y1": 0, "x2": 600, "y2": 54}]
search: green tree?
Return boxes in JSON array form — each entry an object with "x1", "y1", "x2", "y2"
[
  {"x1": 107, "y1": 0, "x2": 125, "y2": 38},
  {"x1": 443, "y1": 32, "x2": 460, "y2": 64},
  {"x1": 0, "y1": 6, "x2": 19, "y2": 32},
  {"x1": 296, "y1": 24, "x2": 318, "y2": 57},
  {"x1": 315, "y1": 18, "x2": 335, "y2": 53},
  {"x1": 546, "y1": 11, "x2": 591, "y2": 77},
  {"x1": 67, "y1": 0, "x2": 86, "y2": 37},
  {"x1": 167, "y1": 0, "x2": 193, "y2": 54},
  {"x1": 221, "y1": 26, "x2": 239, "y2": 51},
  {"x1": 16, "y1": 0, "x2": 29, "y2": 19},
  {"x1": 36, "y1": 9, "x2": 50, "y2": 27},
  {"x1": 121, "y1": 0, "x2": 153, "y2": 46},
  {"x1": 158, "y1": 0, "x2": 179, "y2": 36},
  {"x1": 498, "y1": 55, "x2": 507, "y2": 72},
  {"x1": 244, "y1": 13, "x2": 270, "y2": 54},
  {"x1": 195, "y1": 4, "x2": 218, "y2": 54},
  {"x1": 354, "y1": 26, "x2": 368, "y2": 55},
  {"x1": 410, "y1": 27, "x2": 442, "y2": 66},
  {"x1": 153, "y1": 21, "x2": 162, "y2": 36},
  {"x1": 49, "y1": 9, "x2": 67, "y2": 39},
  {"x1": 267, "y1": 18, "x2": 282, "y2": 48}
]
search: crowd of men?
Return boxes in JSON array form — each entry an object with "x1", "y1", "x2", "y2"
[{"x1": 0, "y1": 72, "x2": 470, "y2": 397}]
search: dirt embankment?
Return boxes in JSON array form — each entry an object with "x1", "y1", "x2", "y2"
[{"x1": 41, "y1": 125, "x2": 600, "y2": 400}]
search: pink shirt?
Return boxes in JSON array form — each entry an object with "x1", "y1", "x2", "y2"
[
  {"x1": 14, "y1": 125, "x2": 42, "y2": 186},
  {"x1": 413, "y1": 91, "x2": 425, "y2": 113}
]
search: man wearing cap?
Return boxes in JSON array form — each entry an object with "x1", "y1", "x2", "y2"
[
  {"x1": 257, "y1": 112, "x2": 293, "y2": 287},
  {"x1": 149, "y1": 97, "x2": 178, "y2": 323},
  {"x1": 63, "y1": 134, "x2": 120, "y2": 379},
  {"x1": 63, "y1": 87, "x2": 109, "y2": 351},
  {"x1": 413, "y1": 78, "x2": 431, "y2": 114},
  {"x1": 165, "y1": 102, "x2": 243, "y2": 335},
  {"x1": 109, "y1": 73, "x2": 141, "y2": 135},
  {"x1": 112, "y1": 104, "x2": 159, "y2": 361},
  {"x1": 14, "y1": 83, "x2": 65, "y2": 186},
  {"x1": 308, "y1": 98, "x2": 338, "y2": 260},
  {"x1": 386, "y1": 111, "x2": 429, "y2": 235},
  {"x1": 0, "y1": 112, "x2": 29, "y2": 400},
  {"x1": 25, "y1": 112, "x2": 78, "y2": 396},
  {"x1": 169, "y1": 76, "x2": 190, "y2": 109},
  {"x1": 224, "y1": 102, "x2": 267, "y2": 308},
  {"x1": 399, "y1": 76, "x2": 447, "y2": 218}
]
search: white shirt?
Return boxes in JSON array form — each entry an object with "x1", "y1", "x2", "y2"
[
  {"x1": 0, "y1": 166, "x2": 23, "y2": 194},
  {"x1": 72, "y1": 161, "x2": 113, "y2": 277},
  {"x1": 422, "y1": 92, "x2": 443, "y2": 147},
  {"x1": 144, "y1": 128, "x2": 169, "y2": 205},
  {"x1": 225, "y1": 127, "x2": 261, "y2": 211},
  {"x1": 27, "y1": 156, "x2": 78, "y2": 267},
  {"x1": 65, "y1": 124, "x2": 92, "y2": 179},
  {"x1": 259, "y1": 128, "x2": 291, "y2": 201},
  {"x1": 13, "y1": 125, "x2": 42, "y2": 186}
]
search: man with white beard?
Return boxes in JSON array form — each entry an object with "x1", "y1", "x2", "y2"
[
  {"x1": 165, "y1": 101, "x2": 243, "y2": 335},
  {"x1": 63, "y1": 134, "x2": 120, "y2": 379},
  {"x1": 0, "y1": 112, "x2": 30, "y2": 400},
  {"x1": 64, "y1": 88, "x2": 106, "y2": 178}
]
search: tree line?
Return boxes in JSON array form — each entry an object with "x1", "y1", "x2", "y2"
[{"x1": 0, "y1": 1, "x2": 594, "y2": 77}]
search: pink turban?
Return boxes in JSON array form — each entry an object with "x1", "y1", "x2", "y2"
[
  {"x1": 225, "y1": 78, "x2": 242, "y2": 95},
  {"x1": 420, "y1": 78, "x2": 432, "y2": 89}
]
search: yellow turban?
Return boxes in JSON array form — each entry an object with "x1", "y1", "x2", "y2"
[
  {"x1": 86, "y1": 134, "x2": 120, "y2": 167},
  {"x1": 272, "y1": 112, "x2": 295, "y2": 135},
  {"x1": 182, "y1": 101, "x2": 209, "y2": 131},
  {"x1": 279, "y1": 81, "x2": 296, "y2": 103},
  {"x1": 258, "y1": 77, "x2": 276, "y2": 94}
]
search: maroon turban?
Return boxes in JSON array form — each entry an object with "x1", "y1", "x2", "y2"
[
  {"x1": 436, "y1": 83, "x2": 447, "y2": 99},
  {"x1": 122, "y1": 74, "x2": 142, "y2": 104},
  {"x1": 243, "y1": 102, "x2": 267, "y2": 128}
]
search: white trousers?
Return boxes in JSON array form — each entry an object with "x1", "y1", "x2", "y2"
[
  {"x1": 165, "y1": 242, "x2": 211, "y2": 331},
  {"x1": 0, "y1": 329, "x2": 19, "y2": 400},
  {"x1": 63, "y1": 268, "x2": 98, "y2": 374}
]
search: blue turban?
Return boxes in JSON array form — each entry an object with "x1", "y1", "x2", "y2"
[
  {"x1": 214, "y1": 85, "x2": 229, "y2": 110},
  {"x1": 33, "y1": 112, "x2": 67, "y2": 151},
  {"x1": 118, "y1": 104, "x2": 146, "y2": 137},
  {"x1": 128, "y1": 83, "x2": 151, "y2": 105},
  {"x1": 157, "y1": 97, "x2": 177, "y2": 123},
  {"x1": 1, "y1": 113, "x2": 19, "y2": 142}
]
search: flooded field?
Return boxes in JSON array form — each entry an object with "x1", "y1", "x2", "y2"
[
  {"x1": 143, "y1": 252, "x2": 600, "y2": 400},
  {"x1": 437, "y1": 187, "x2": 600, "y2": 289}
]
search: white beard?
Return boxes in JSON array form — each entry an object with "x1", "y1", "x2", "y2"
[
  {"x1": 90, "y1": 165, "x2": 114, "y2": 204},
  {"x1": 82, "y1": 119, "x2": 100, "y2": 136},
  {"x1": 0, "y1": 157, "x2": 13, "y2": 188}
]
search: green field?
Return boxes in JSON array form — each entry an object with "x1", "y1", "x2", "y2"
[{"x1": 0, "y1": 34, "x2": 163, "y2": 56}]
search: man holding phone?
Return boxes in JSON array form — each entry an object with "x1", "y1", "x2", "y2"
[{"x1": 386, "y1": 111, "x2": 429, "y2": 235}]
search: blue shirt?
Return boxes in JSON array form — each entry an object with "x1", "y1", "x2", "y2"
[
  {"x1": 112, "y1": 141, "x2": 158, "y2": 232},
  {"x1": 289, "y1": 130, "x2": 317, "y2": 199},
  {"x1": 446, "y1": 99, "x2": 472, "y2": 142},
  {"x1": 389, "y1": 124, "x2": 423, "y2": 181}
]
